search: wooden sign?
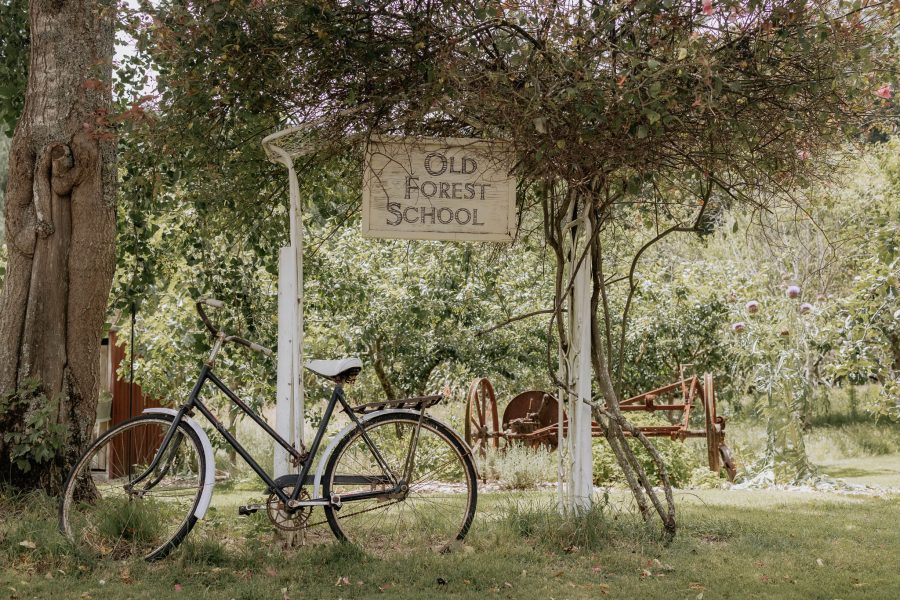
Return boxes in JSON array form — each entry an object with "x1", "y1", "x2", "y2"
[{"x1": 362, "y1": 137, "x2": 516, "y2": 242}]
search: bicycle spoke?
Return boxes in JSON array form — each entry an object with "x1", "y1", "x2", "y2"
[
  {"x1": 324, "y1": 414, "x2": 475, "y2": 554},
  {"x1": 60, "y1": 417, "x2": 205, "y2": 561}
]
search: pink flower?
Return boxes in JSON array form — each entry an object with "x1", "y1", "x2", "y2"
[
  {"x1": 875, "y1": 85, "x2": 892, "y2": 99},
  {"x1": 702, "y1": 0, "x2": 714, "y2": 16},
  {"x1": 732, "y1": 322, "x2": 746, "y2": 333},
  {"x1": 746, "y1": 300, "x2": 760, "y2": 314},
  {"x1": 800, "y1": 303, "x2": 814, "y2": 315},
  {"x1": 786, "y1": 285, "x2": 801, "y2": 299}
]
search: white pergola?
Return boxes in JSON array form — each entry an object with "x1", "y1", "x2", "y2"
[{"x1": 261, "y1": 124, "x2": 593, "y2": 511}]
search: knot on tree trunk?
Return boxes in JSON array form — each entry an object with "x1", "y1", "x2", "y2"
[{"x1": 33, "y1": 141, "x2": 79, "y2": 239}]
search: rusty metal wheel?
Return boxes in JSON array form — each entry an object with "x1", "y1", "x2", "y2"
[
  {"x1": 703, "y1": 373, "x2": 722, "y2": 473},
  {"x1": 465, "y1": 377, "x2": 500, "y2": 455},
  {"x1": 501, "y1": 390, "x2": 562, "y2": 449}
]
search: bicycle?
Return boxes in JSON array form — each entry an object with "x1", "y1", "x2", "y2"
[{"x1": 59, "y1": 299, "x2": 478, "y2": 561}]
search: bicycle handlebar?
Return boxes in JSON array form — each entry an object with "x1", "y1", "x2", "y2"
[
  {"x1": 195, "y1": 299, "x2": 273, "y2": 357},
  {"x1": 226, "y1": 335, "x2": 274, "y2": 357},
  {"x1": 195, "y1": 298, "x2": 221, "y2": 335}
]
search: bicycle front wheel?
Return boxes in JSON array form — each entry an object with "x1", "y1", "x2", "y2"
[
  {"x1": 323, "y1": 412, "x2": 477, "y2": 553},
  {"x1": 59, "y1": 414, "x2": 207, "y2": 561}
]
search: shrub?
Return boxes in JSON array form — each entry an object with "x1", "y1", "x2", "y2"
[
  {"x1": 591, "y1": 432, "x2": 699, "y2": 488},
  {"x1": 481, "y1": 444, "x2": 555, "y2": 490}
]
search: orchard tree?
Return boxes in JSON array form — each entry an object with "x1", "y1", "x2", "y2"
[
  {"x1": 0, "y1": 1, "x2": 116, "y2": 490},
  {"x1": 142, "y1": 0, "x2": 896, "y2": 534}
]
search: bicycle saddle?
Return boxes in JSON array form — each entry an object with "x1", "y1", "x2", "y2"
[{"x1": 305, "y1": 358, "x2": 363, "y2": 381}]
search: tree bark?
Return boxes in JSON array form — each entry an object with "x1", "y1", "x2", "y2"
[{"x1": 0, "y1": 0, "x2": 116, "y2": 492}]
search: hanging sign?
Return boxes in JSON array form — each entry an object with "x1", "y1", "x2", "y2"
[{"x1": 362, "y1": 137, "x2": 517, "y2": 242}]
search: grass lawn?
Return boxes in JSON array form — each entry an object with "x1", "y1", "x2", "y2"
[{"x1": 2, "y1": 482, "x2": 898, "y2": 599}]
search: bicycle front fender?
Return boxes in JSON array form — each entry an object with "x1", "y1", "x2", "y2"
[
  {"x1": 312, "y1": 408, "x2": 475, "y2": 498},
  {"x1": 143, "y1": 408, "x2": 216, "y2": 520}
]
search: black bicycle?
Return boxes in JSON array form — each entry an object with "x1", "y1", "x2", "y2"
[{"x1": 59, "y1": 299, "x2": 477, "y2": 560}]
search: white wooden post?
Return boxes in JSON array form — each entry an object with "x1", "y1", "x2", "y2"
[
  {"x1": 274, "y1": 247, "x2": 298, "y2": 477},
  {"x1": 264, "y1": 140, "x2": 305, "y2": 478},
  {"x1": 569, "y1": 212, "x2": 594, "y2": 512},
  {"x1": 558, "y1": 205, "x2": 594, "y2": 514}
]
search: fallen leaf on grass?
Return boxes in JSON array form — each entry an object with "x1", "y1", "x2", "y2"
[
  {"x1": 688, "y1": 582, "x2": 705, "y2": 591},
  {"x1": 378, "y1": 582, "x2": 395, "y2": 592},
  {"x1": 335, "y1": 576, "x2": 351, "y2": 587},
  {"x1": 641, "y1": 569, "x2": 652, "y2": 578},
  {"x1": 563, "y1": 544, "x2": 579, "y2": 554},
  {"x1": 652, "y1": 558, "x2": 674, "y2": 572},
  {"x1": 503, "y1": 582, "x2": 512, "y2": 588},
  {"x1": 591, "y1": 564, "x2": 602, "y2": 573},
  {"x1": 816, "y1": 558, "x2": 824, "y2": 567},
  {"x1": 265, "y1": 567, "x2": 278, "y2": 577},
  {"x1": 18, "y1": 541, "x2": 36, "y2": 549},
  {"x1": 758, "y1": 575, "x2": 770, "y2": 583}
]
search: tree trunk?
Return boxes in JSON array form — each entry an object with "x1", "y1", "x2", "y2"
[{"x1": 0, "y1": 0, "x2": 116, "y2": 492}]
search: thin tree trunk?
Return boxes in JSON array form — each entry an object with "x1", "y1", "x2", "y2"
[{"x1": 0, "y1": 0, "x2": 116, "y2": 492}]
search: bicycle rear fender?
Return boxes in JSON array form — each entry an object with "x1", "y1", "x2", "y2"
[
  {"x1": 312, "y1": 408, "x2": 474, "y2": 498},
  {"x1": 143, "y1": 408, "x2": 216, "y2": 520}
]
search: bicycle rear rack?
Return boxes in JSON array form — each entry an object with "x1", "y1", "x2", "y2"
[{"x1": 348, "y1": 395, "x2": 443, "y2": 414}]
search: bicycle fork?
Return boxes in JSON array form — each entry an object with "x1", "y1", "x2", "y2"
[{"x1": 123, "y1": 410, "x2": 189, "y2": 496}]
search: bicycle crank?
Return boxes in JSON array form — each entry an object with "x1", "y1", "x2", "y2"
[{"x1": 266, "y1": 485, "x2": 312, "y2": 532}]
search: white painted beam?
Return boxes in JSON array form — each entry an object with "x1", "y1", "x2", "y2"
[
  {"x1": 274, "y1": 247, "x2": 299, "y2": 478},
  {"x1": 570, "y1": 219, "x2": 594, "y2": 512}
]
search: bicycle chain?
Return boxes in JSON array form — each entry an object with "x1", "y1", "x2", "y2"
[{"x1": 304, "y1": 498, "x2": 404, "y2": 529}]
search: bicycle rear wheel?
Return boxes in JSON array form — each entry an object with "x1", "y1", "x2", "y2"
[
  {"x1": 322, "y1": 412, "x2": 477, "y2": 553},
  {"x1": 59, "y1": 414, "x2": 206, "y2": 561}
]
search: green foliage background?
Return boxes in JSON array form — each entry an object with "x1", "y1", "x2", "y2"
[{"x1": 0, "y1": 0, "x2": 896, "y2": 484}]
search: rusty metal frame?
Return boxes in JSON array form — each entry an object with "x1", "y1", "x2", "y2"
[{"x1": 463, "y1": 374, "x2": 737, "y2": 480}]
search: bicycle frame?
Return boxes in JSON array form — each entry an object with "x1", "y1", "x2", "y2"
[{"x1": 128, "y1": 362, "x2": 404, "y2": 511}]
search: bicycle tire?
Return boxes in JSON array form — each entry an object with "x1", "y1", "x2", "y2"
[
  {"x1": 322, "y1": 412, "x2": 477, "y2": 553},
  {"x1": 59, "y1": 413, "x2": 206, "y2": 561}
]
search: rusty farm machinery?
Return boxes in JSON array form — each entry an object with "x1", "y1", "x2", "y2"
[{"x1": 464, "y1": 372, "x2": 737, "y2": 480}]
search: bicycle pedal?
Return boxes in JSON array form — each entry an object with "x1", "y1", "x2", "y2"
[{"x1": 238, "y1": 503, "x2": 264, "y2": 516}]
